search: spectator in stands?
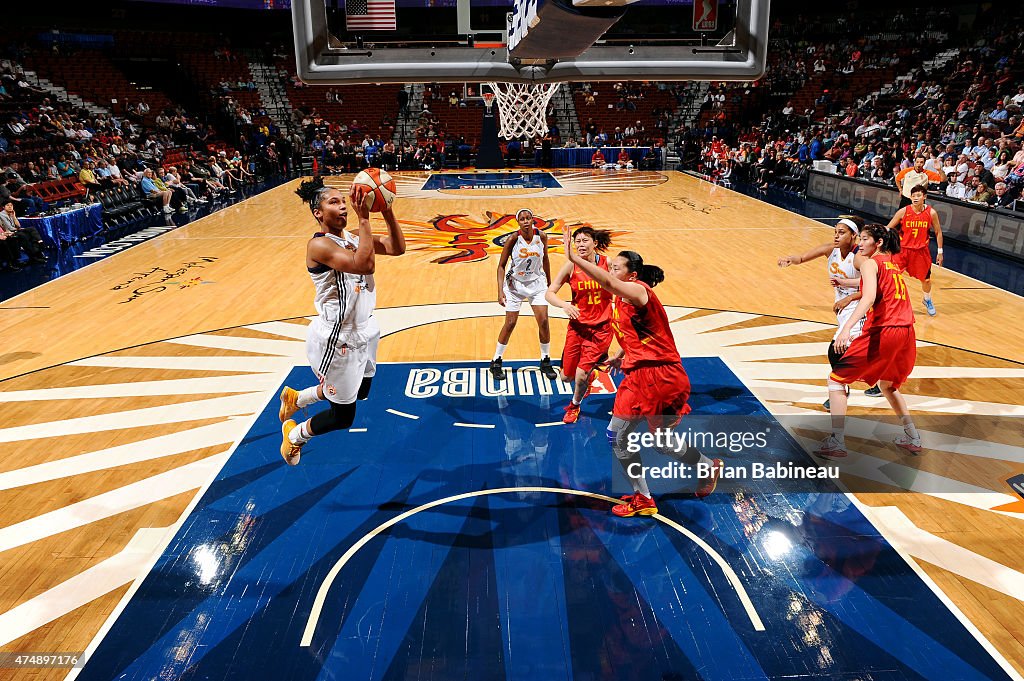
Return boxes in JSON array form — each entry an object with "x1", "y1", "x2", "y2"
[
  {"x1": 141, "y1": 167, "x2": 174, "y2": 214},
  {"x1": 844, "y1": 157, "x2": 860, "y2": 178},
  {"x1": 79, "y1": 161, "x2": 102, "y2": 195},
  {"x1": 0, "y1": 201, "x2": 45, "y2": 264},
  {"x1": 946, "y1": 174, "x2": 968, "y2": 201},
  {"x1": 993, "y1": 182, "x2": 1016, "y2": 208},
  {"x1": 972, "y1": 181, "x2": 995, "y2": 205},
  {"x1": 564, "y1": 137, "x2": 579, "y2": 148}
]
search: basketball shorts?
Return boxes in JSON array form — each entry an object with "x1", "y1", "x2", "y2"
[
  {"x1": 893, "y1": 246, "x2": 931, "y2": 282},
  {"x1": 613, "y1": 362, "x2": 692, "y2": 429},
  {"x1": 306, "y1": 319, "x2": 370, "y2": 405},
  {"x1": 504, "y1": 277, "x2": 547, "y2": 312},
  {"x1": 561, "y1": 322, "x2": 613, "y2": 377},
  {"x1": 364, "y1": 315, "x2": 380, "y2": 378},
  {"x1": 829, "y1": 325, "x2": 916, "y2": 390}
]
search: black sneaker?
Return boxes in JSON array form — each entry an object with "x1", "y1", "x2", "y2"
[
  {"x1": 540, "y1": 356, "x2": 558, "y2": 380},
  {"x1": 864, "y1": 385, "x2": 882, "y2": 397},
  {"x1": 489, "y1": 358, "x2": 505, "y2": 381}
]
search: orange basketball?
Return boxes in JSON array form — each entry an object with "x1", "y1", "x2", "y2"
[{"x1": 351, "y1": 168, "x2": 397, "y2": 213}]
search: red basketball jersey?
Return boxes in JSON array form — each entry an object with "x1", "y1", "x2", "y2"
[
  {"x1": 899, "y1": 204, "x2": 932, "y2": 250},
  {"x1": 865, "y1": 254, "x2": 916, "y2": 329},
  {"x1": 569, "y1": 255, "x2": 612, "y2": 326},
  {"x1": 611, "y1": 282, "x2": 681, "y2": 370}
]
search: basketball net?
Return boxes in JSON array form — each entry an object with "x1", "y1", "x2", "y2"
[{"x1": 484, "y1": 82, "x2": 560, "y2": 140}]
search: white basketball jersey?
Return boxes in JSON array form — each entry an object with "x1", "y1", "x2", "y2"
[
  {"x1": 506, "y1": 232, "x2": 545, "y2": 286},
  {"x1": 827, "y1": 247, "x2": 860, "y2": 301},
  {"x1": 309, "y1": 232, "x2": 374, "y2": 347},
  {"x1": 828, "y1": 247, "x2": 864, "y2": 339}
]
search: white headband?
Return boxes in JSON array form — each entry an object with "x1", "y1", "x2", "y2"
[
  {"x1": 838, "y1": 218, "x2": 860, "y2": 234},
  {"x1": 516, "y1": 208, "x2": 533, "y2": 219}
]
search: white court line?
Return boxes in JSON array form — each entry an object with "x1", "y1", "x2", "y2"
[
  {"x1": 349, "y1": 428, "x2": 367, "y2": 433},
  {"x1": 453, "y1": 422, "x2": 495, "y2": 429},
  {"x1": 299, "y1": 486, "x2": 765, "y2": 647},
  {"x1": 534, "y1": 422, "x2": 565, "y2": 428},
  {"x1": 386, "y1": 409, "x2": 419, "y2": 420}
]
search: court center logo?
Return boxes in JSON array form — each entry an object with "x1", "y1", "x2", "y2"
[{"x1": 399, "y1": 211, "x2": 629, "y2": 264}]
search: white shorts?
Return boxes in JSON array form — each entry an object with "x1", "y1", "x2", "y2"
[
  {"x1": 364, "y1": 315, "x2": 380, "y2": 378},
  {"x1": 835, "y1": 303, "x2": 865, "y2": 341},
  {"x1": 306, "y1": 320, "x2": 370, "y2": 405},
  {"x1": 503, "y1": 277, "x2": 547, "y2": 312}
]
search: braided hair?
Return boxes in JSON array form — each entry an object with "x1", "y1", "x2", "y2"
[
  {"x1": 571, "y1": 226, "x2": 613, "y2": 252},
  {"x1": 618, "y1": 250, "x2": 665, "y2": 287},
  {"x1": 294, "y1": 176, "x2": 335, "y2": 216}
]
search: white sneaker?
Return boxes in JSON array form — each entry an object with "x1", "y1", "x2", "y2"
[
  {"x1": 814, "y1": 434, "x2": 847, "y2": 459},
  {"x1": 894, "y1": 433, "x2": 923, "y2": 454},
  {"x1": 162, "y1": 205, "x2": 173, "y2": 214}
]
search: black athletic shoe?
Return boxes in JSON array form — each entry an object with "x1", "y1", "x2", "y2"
[
  {"x1": 489, "y1": 358, "x2": 505, "y2": 381},
  {"x1": 540, "y1": 356, "x2": 558, "y2": 380}
]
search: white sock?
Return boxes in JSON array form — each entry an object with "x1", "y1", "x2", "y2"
[
  {"x1": 297, "y1": 386, "x2": 321, "y2": 409},
  {"x1": 289, "y1": 419, "x2": 313, "y2": 446},
  {"x1": 632, "y1": 476, "x2": 651, "y2": 497},
  {"x1": 832, "y1": 432, "x2": 846, "y2": 445},
  {"x1": 923, "y1": 294, "x2": 932, "y2": 302},
  {"x1": 493, "y1": 343, "x2": 506, "y2": 360},
  {"x1": 902, "y1": 419, "x2": 920, "y2": 440},
  {"x1": 697, "y1": 452, "x2": 713, "y2": 469},
  {"x1": 540, "y1": 342, "x2": 551, "y2": 358}
]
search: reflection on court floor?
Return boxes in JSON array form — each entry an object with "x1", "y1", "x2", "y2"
[{"x1": 76, "y1": 361, "x2": 1015, "y2": 681}]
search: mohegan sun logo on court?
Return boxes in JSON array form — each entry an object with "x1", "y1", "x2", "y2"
[{"x1": 399, "y1": 212, "x2": 629, "y2": 264}]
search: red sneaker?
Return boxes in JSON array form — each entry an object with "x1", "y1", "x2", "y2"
[
  {"x1": 612, "y1": 493, "x2": 659, "y2": 517},
  {"x1": 562, "y1": 403, "x2": 581, "y2": 424},
  {"x1": 695, "y1": 458, "x2": 724, "y2": 499}
]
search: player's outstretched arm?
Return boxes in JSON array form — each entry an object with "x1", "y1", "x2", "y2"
[
  {"x1": 562, "y1": 226, "x2": 647, "y2": 306},
  {"x1": 545, "y1": 261, "x2": 579, "y2": 318},
  {"x1": 778, "y1": 242, "x2": 832, "y2": 267},
  {"x1": 931, "y1": 208, "x2": 944, "y2": 266},
  {"x1": 374, "y1": 204, "x2": 406, "y2": 256}
]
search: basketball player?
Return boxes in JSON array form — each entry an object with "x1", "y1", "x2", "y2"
[
  {"x1": 278, "y1": 177, "x2": 406, "y2": 465},
  {"x1": 816, "y1": 224, "x2": 921, "y2": 458},
  {"x1": 562, "y1": 227, "x2": 723, "y2": 517},
  {"x1": 884, "y1": 184, "x2": 943, "y2": 316},
  {"x1": 490, "y1": 208, "x2": 558, "y2": 381},
  {"x1": 544, "y1": 226, "x2": 615, "y2": 423},
  {"x1": 777, "y1": 216, "x2": 880, "y2": 407}
]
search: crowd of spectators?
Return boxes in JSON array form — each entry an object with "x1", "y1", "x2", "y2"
[{"x1": 684, "y1": 5, "x2": 1024, "y2": 212}]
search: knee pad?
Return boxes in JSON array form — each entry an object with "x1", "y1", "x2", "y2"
[
  {"x1": 827, "y1": 378, "x2": 846, "y2": 392},
  {"x1": 310, "y1": 401, "x2": 357, "y2": 434},
  {"x1": 357, "y1": 376, "x2": 373, "y2": 401}
]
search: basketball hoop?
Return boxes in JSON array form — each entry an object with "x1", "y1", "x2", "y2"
[
  {"x1": 485, "y1": 82, "x2": 560, "y2": 140},
  {"x1": 482, "y1": 92, "x2": 495, "y2": 113}
]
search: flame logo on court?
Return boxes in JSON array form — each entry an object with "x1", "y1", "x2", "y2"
[{"x1": 399, "y1": 212, "x2": 629, "y2": 265}]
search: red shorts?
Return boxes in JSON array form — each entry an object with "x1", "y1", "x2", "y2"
[
  {"x1": 613, "y1": 362, "x2": 692, "y2": 428},
  {"x1": 829, "y1": 325, "x2": 916, "y2": 390},
  {"x1": 893, "y1": 246, "x2": 931, "y2": 282},
  {"x1": 561, "y1": 322, "x2": 613, "y2": 377}
]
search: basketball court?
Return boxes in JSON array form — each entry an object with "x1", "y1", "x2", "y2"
[{"x1": 2, "y1": 0, "x2": 1024, "y2": 678}]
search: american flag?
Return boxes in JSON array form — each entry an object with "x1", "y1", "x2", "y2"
[{"x1": 345, "y1": 0, "x2": 396, "y2": 31}]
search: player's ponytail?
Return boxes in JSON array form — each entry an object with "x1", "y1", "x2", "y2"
[
  {"x1": 619, "y1": 250, "x2": 666, "y2": 287},
  {"x1": 864, "y1": 223, "x2": 901, "y2": 254},
  {"x1": 571, "y1": 226, "x2": 613, "y2": 252},
  {"x1": 295, "y1": 176, "x2": 332, "y2": 215}
]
